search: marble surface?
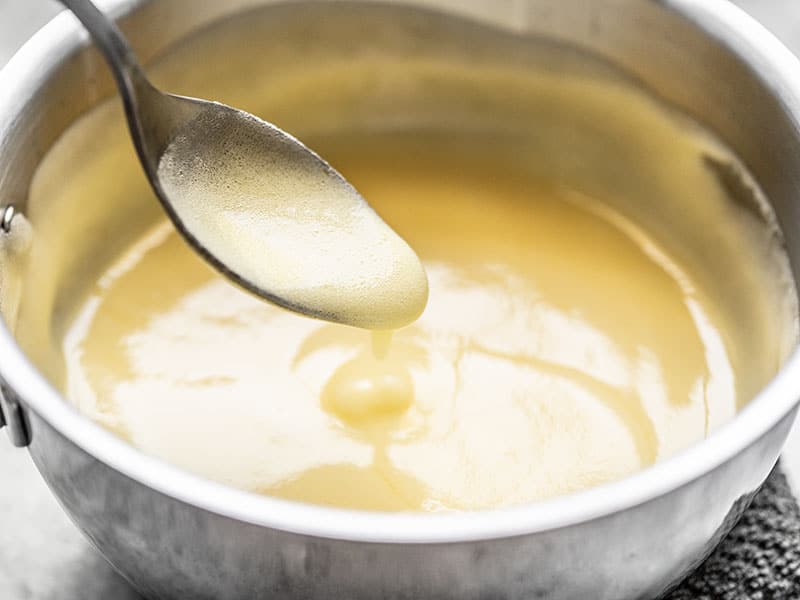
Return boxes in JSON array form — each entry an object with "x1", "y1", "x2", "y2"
[{"x1": 1, "y1": 1, "x2": 800, "y2": 598}]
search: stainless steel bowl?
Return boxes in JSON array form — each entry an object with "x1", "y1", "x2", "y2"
[{"x1": 2, "y1": 1, "x2": 800, "y2": 598}]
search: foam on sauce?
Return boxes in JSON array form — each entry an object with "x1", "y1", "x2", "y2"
[{"x1": 157, "y1": 109, "x2": 428, "y2": 330}]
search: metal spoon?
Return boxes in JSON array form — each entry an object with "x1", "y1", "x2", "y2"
[{"x1": 56, "y1": 0, "x2": 427, "y2": 329}]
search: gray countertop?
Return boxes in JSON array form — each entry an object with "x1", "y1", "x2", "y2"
[{"x1": 2, "y1": 1, "x2": 800, "y2": 598}]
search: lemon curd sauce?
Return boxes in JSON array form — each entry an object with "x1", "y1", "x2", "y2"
[{"x1": 18, "y1": 27, "x2": 797, "y2": 511}]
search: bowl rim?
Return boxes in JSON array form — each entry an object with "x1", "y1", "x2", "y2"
[{"x1": 1, "y1": 0, "x2": 800, "y2": 544}]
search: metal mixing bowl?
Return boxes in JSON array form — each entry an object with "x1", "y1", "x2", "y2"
[{"x1": 3, "y1": 1, "x2": 800, "y2": 598}]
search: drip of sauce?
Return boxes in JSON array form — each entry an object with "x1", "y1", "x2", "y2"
[
  {"x1": 371, "y1": 330, "x2": 393, "y2": 359},
  {"x1": 156, "y1": 110, "x2": 428, "y2": 330}
]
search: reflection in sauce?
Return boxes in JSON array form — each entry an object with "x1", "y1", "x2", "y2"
[{"x1": 60, "y1": 131, "x2": 749, "y2": 511}]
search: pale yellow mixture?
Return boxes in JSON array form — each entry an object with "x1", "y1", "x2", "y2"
[
  {"x1": 52, "y1": 127, "x2": 783, "y2": 511},
  {"x1": 14, "y1": 7, "x2": 797, "y2": 512}
]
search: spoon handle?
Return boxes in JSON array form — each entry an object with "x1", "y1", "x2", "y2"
[{"x1": 56, "y1": 0, "x2": 147, "y2": 96}]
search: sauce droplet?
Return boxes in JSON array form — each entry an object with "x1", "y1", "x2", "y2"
[{"x1": 321, "y1": 354, "x2": 414, "y2": 423}]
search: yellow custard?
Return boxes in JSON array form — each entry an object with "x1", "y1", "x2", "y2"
[
  {"x1": 48, "y1": 128, "x2": 788, "y2": 512},
  {"x1": 14, "y1": 6, "x2": 797, "y2": 511}
]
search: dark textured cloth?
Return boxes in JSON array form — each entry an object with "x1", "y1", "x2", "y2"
[{"x1": 666, "y1": 466, "x2": 800, "y2": 599}]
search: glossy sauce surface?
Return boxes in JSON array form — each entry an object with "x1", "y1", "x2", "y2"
[{"x1": 60, "y1": 131, "x2": 759, "y2": 511}]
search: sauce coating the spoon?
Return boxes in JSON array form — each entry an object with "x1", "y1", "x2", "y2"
[{"x1": 157, "y1": 107, "x2": 429, "y2": 330}]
